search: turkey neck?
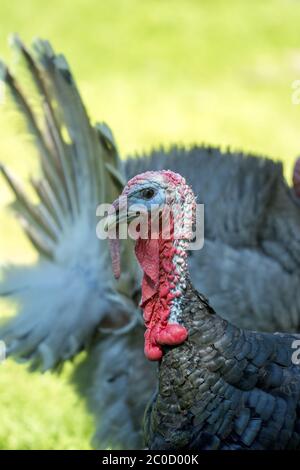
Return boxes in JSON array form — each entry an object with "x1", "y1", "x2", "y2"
[
  {"x1": 135, "y1": 214, "x2": 190, "y2": 361},
  {"x1": 145, "y1": 282, "x2": 228, "y2": 449},
  {"x1": 135, "y1": 209, "x2": 225, "y2": 364},
  {"x1": 159, "y1": 281, "x2": 227, "y2": 374}
]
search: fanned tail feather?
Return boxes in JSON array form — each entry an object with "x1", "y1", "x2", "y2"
[
  {"x1": 72, "y1": 327, "x2": 156, "y2": 449},
  {"x1": 0, "y1": 36, "x2": 138, "y2": 370}
]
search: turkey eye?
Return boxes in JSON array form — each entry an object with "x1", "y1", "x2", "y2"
[{"x1": 141, "y1": 188, "x2": 155, "y2": 200}]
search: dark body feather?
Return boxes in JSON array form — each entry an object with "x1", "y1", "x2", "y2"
[{"x1": 145, "y1": 282, "x2": 300, "y2": 450}]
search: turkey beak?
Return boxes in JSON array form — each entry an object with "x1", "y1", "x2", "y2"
[{"x1": 104, "y1": 197, "x2": 128, "y2": 232}]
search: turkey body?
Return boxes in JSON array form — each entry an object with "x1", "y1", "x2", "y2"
[
  {"x1": 145, "y1": 282, "x2": 300, "y2": 450},
  {"x1": 1, "y1": 38, "x2": 300, "y2": 450}
]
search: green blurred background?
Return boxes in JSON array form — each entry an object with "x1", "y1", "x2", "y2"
[{"x1": 1, "y1": 0, "x2": 300, "y2": 449}]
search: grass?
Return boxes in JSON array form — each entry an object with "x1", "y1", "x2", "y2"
[
  {"x1": 1, "y1": 0, "x2": 300, "y2": 449},
  {"x1": 0, "y1": 360, "x2": 93, "y2": 450}
]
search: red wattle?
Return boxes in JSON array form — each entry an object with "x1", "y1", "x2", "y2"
[
  {"x1": 135, "y1": 214, "x2": 188, "y2": 362},
  {"x1": 157, "y1": 323, "x2": 188, "y2": 346},
  {"x1": 135, "y1": 238, "x2": 160, "y2": 304}
]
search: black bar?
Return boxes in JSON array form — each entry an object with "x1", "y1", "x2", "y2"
[{"x1": 0, "y1": 450, "x2": 297, "y2": 467}]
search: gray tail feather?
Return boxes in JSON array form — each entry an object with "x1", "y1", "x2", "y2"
[
  {"x1": 0, "y1": 36, "x2": 138, "y2": 371},
  {"x1": 0, "y1": 34, "x2": 125, "y2": 258},
  {"x1": 72, "y1": 326, "x2": 156, "y2": 449},
  {"x1": 0, "y1": 261, "x2": 137, "y2": 371}
]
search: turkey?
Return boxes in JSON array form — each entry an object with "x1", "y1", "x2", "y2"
[
  {"x1": 1, "y1": 37, "x2": 300, "y2": 449},
  {"x1": 106, "y1": 169, "x2": 300, "y2": 450}
]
